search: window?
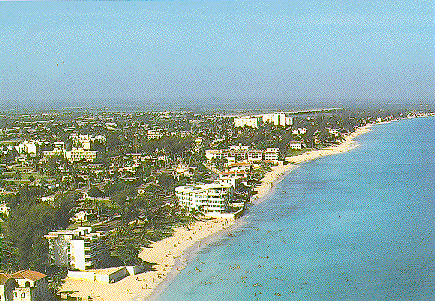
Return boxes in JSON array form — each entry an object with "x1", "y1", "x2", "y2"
[{"x1": 22, "y1": 292, "x2": 26, "y2": 298}]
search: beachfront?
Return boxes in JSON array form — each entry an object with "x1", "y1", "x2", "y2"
[
  {"x1": 60, "y1": 219, "x2": 233, "y2": 301},
  {"x1": 59, "y1": 124, "x2": 372, "y2": 301},
  {"x1": 252, "y1": 124, "x2": 372, "y2": 203}
]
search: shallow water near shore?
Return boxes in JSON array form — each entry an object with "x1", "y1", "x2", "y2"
[{"x1": 157, "y1": 117, "x2": 435, "y2": 301}]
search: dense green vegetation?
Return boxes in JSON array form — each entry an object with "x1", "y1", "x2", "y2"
[
  {"x1": 0, "y1": 181, "x2": 196, "y2": 272},
  {"x1": 0, "y1": 188, "x2": 78, "y2": 272}
]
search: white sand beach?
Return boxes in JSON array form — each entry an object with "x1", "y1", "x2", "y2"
[
  {"x1": 60, "y1": 124, "x2": 372, "y2": 301},
  {"x1": 60, "y1": 219, "x2": 234, "y2": 301}
]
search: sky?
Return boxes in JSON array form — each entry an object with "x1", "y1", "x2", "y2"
[{"x1": 0, "y1": 1, "x2": 434, "y2": 109}]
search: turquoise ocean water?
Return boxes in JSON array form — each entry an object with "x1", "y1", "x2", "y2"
[{"x1": 158, "y1": 117, "x2": 435, "y2": 301}]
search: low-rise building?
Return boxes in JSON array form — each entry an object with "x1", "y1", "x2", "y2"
[
  {"x1": 327, "y1": 128, "x2": 340, "y2": 137},
  {"x1": 292, "y1": 127, "x2": 307, "y2": 135},
  {"x1": 226, "y1": 162, "x2": 252, "y2": 173},
  {"x1": 67, "y1": 267, "x2": 129, "y2": 284},
  {"x1": 218, "y1": 175, "x2": 243, "y2": 188},
  {"x1": 64, "y1": 148, "x2": 97, "y2": 162},
  {"x1": 1, "y1": 270, "x2": 49, "y2": 301},
  {"x1": 175, "y1": 164, "x2": 194, "y2": 179},
  {"x1": 40, "y1": 195, "x2": 55, "y2": 203},
  {"x1": 289, "y1": 141, "x2": 305, "y2": 150},
  {"x1": 205, "y1": 147, "x2": 280, "y2": 163}
]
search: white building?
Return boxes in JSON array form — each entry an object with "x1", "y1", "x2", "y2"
[
  {"x1": 292, "y1": 128, "x2": 307, "y2": 135},
  {"x1": 64, "y1": 148, "x2": 97, "y2": 162},
  {"x1": 175, "y1": 164, "x2": 194, "y2": 178},
  {"x1": 44, "y1": 227, "x2": 107, "y2": 271},
  {"x1": 147, "y1": 130, "x2": 164, "y2": 139},
  {"x1": 205, "y1": 148, "x2": 279, "y2": 163},
  {"x1": 327, "y1": 128, "x2": 340, "y2": 137},
  {"x1": 0, "y1": 203, "x2": 10, "y2": 216},
  {"x1": 205, "y1": 149, "x2": 224, "y2": 160},
  {"x1": 229, "y1": 145, "x2": 249, "y2": 151},
  {"x1": 226, "y1": 162, "x2": 252, "y2": 173},
  {"x1": 247, "y1": 150, "x2": 263, "y2": 162},
  {"x1": 218, "y1": 175, "x2": 242, "y2": 188},
  {"x1": 70, "y1": 134, "x2": 106, "y2": 150},
  {"x1": 262, "y1": 113, "x2": 293, "y2": 126},
  {"x1": 175, "y1": 183, "x2": 232, "y2": 214},
  {"x1": 289, "y1": 141, "x2": 305, "y2": 150},
  {"x1": 15, "y1": 141, "x2": 37, "y2": 157},
  {"x1": 234, "y1": 113, "x2": 293, "y2": 128},
  {"x1": 264, "y1": 148, "x2": 280, "y2": 161},
  {"x1": 234, "y1": 116, "x2": 260, "y2": 128},
  {"x1": 40, "y1": 195, "x2": 55, "y2": 203}
]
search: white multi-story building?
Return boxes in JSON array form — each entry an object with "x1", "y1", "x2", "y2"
[
  {"x1": 264, "y1": 148, "x2": 280, "y2": 161},
  {"x1": 175, "y1": 183, "x2": 232, "y2": 214},
  {"x1": 205, "y1": 149, "x2": 224, "y2": 160},
  {"x1": 234, "y1": 113, "x2": 293, "y2": 128},
  {"x1": 64, "y1": 148, "x2": 97, "y2": 162},
  {"x1": 262, "y1": 113, "x2": 293, "y2": 126},
  {"x1": 247, "y1": 150, "x2": 263, "y2": 162},
  {"x1": 205, "y1": 148, "x2": 279, "y2": 163},
  {"x1": 234, "y1": 116, "x2": 260, "y2": 128},
  {"x1": 44, "y1": 227, "x2": 107, "y2": 271},
  {"x1": 15, "y1": 141, "x2": 38, "y2": 157}
]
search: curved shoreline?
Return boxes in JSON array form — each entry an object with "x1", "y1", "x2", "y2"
[
  {"x1": 141, "y1": 123, "x2": 373, "y2": 300},
  {"x1": 59, "y1": 124, "x2": 373, "y2": 301},
  {"x1": 251, "y1": 124, "x2": 373, "y2": 205},
  {"x1": 145, "y1": 216, "x2": 247, "y2": 301}
]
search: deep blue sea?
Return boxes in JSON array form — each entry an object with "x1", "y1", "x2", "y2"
[{"x1": 158, "y1": 117, "x2": 435, "y2": 301}]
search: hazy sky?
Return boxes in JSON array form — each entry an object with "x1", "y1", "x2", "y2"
[{"x1": 0, "y1": 1, "x2": 433, "y2": 108}]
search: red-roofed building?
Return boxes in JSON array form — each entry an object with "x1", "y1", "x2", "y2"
[{"x1": 0, "y1": 270, "x2": 49, "y2": 301}]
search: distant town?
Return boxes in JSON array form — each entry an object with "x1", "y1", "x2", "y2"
[{"x1": 0, "y1": 107, "x2": 433, "y2": 300}]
